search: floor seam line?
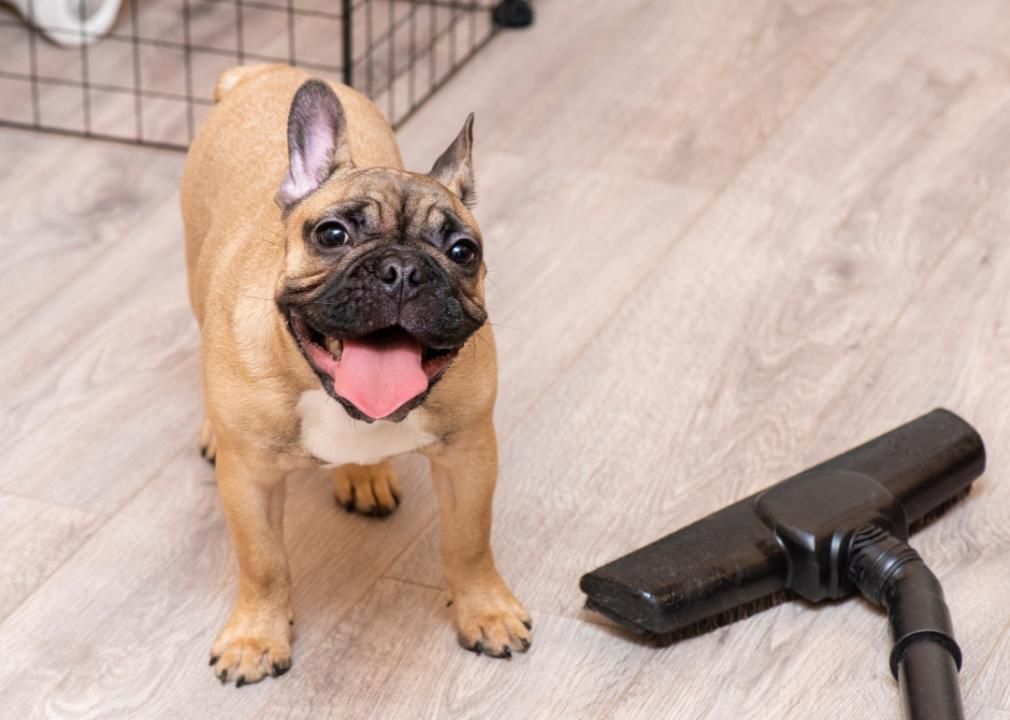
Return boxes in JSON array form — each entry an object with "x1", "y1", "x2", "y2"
[{"x1": 0, "y1": 439, "x2": 195, "y2": 630}]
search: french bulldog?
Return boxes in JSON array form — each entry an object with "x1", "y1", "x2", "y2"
[{"x1": 180, "y1": 64, "x2": 530, "y2": 687}]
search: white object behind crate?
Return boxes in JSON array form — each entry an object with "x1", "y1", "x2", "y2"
[{"x1": 2, "y1": 0, "x2": 122, "y2": 46}]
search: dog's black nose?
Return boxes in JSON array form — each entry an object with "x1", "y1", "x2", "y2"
[{"x1": 377, "y1": 255, "x2": 424, "y2": 297}]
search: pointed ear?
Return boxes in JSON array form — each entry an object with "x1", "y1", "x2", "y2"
[
  {"x1": 429, "y1": 113, "x2": 475, "y2": 207},
  {"x1": 276, "y1": 79, "x2": 354, "y2": 211}
]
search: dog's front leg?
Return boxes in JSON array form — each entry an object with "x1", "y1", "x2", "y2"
[
  {"x1": 210, "y1": 447, "x2": 293, "y2": 686},
  {"x1": 426, "y1": 417, "x2": 531, "y2": 658}
]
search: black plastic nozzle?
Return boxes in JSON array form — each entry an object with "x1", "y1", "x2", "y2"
[
  {"x1": 580, "y1": 408, "x2": 983, "y2": 634},
  {"x1": 580, "y1": 409, "x2": 984, "y2": 720}
]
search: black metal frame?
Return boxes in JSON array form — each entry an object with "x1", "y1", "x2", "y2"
[{"x1": 0, "y1": 0, "x2": 522, "y2": 151}]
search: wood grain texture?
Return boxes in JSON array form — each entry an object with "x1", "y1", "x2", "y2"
[
  {"x1": 0, "y1": 151, "x2": 199, "y2": 514},
  {"x1": 397, "y1": 0, "x2": 888, "y2": 187},
  {"x1": 0, "y1": 493, "x2": 100, "y2": 621},
  {"x1": 3, "y1": 0, "x2": 1010, "y2": 718},
  {"x1": 803, "y1": 169, "x2": 1010, "y2": 720}
]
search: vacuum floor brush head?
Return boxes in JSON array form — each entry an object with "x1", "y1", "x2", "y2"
[
  {"x1": 579, "y1": 409, "x2": 985, "y2": 720},
  {"x1": 580, "y1": 408, "x2": 983, "y2": 640}
]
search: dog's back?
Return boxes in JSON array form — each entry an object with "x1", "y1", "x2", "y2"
[{"x1": 180, "y1": 64, "x2": 403, "y2": 324}]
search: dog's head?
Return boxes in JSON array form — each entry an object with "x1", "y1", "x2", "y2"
[{"x1": 274, "y1": 79, "x2": 487, "y2": 423}]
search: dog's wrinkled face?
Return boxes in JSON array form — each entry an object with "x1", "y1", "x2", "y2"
[{"x1": 274, "y1": 80, "x2": 487, "y2": 423}]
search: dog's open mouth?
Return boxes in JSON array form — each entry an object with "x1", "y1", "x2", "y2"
[{"x1": 287, "y1": 311, "x2": 459, "y2": 420}]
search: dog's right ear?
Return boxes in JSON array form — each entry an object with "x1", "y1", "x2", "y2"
[{"x1": 276, "y1": 79, "x2": 354, "y2": 211}]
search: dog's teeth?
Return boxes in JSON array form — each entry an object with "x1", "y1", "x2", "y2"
[{"x1": 326, "y1": 337, "x2": 342, "y2": 359}]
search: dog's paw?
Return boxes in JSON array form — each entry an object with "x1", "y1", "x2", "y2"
[
  {"x1": 450, "y1": 577, "x2": 532, "y2": 659},
  {"x1": 198, "y1": 417, "x2": 217, "y2": 465},
  {"x1": 209, "y1": 606, "x2": 293, "y2": 687},
  {"x1": 333, "y1": 461, "x2": 400, "y2": 517}
]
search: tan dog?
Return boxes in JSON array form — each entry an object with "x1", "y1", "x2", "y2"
[{"x1": 180, "y1": 64, "x2": 530, "y2": 687}]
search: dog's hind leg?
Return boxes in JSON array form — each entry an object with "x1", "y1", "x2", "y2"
[{"x1": 333, "y1": 461, "x2": 401, "y2": 517}]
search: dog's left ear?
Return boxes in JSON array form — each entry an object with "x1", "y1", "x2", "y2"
[
  {"x1": 429, "y1": 113, "x2": 475, "y2": 207},
  {"x1": 276, "y1": 79, "x2": 354, "y2": 211}
]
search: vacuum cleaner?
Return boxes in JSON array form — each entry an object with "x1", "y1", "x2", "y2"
[{"x1": 580, "y1": 409, "x2": 984, "y2": 720}]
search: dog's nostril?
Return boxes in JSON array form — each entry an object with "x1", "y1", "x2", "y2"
[{"x1": 378, "y1": 258, "x2": 401, "y2": 286}]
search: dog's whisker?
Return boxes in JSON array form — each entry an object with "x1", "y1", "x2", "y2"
[
  {"x1": 296, "y1": 300, "x2": 344, "y2": 307},
  {"x1": 484, "y1": 274, "x2": 504, "y2": 299},
  {"x1": 488, "y1": 321, "x2": 525, "y2": 334}
]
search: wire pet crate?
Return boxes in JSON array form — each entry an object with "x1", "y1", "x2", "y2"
[{"x1": 0, "y1": 0, "x2": 527, "y2": 151}]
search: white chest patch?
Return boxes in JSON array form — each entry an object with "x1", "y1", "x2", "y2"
[{"x1": 297, "y1": 389, "x2": 439, "y2": 466}]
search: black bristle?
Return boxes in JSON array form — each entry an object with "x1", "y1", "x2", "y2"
[
  {"x1": 909, "y1": 485, "x2": 972, "y2": 534},
  {"x1": 648, "y1": 590, "x2": 795, "y2": 646}
]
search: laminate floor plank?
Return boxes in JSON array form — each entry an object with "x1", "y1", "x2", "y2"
[{"x1": 0, "y1": 493, "x2": 102, "y2": 623}]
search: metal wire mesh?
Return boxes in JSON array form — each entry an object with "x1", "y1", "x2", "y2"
[{"x1": 0, "y1": 0, "x2": 498, "y2": 150}]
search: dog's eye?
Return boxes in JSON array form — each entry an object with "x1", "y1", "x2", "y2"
[
  {"x1": 447, "y1": 239, "x2": 479, "y2": 266},
  {"x1": 315, "y1": 221, "x2": 349, "y2": 248}
]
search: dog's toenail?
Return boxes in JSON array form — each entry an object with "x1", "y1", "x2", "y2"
[
  {"x1": 471, "y1": 641, "x2": 484, "y2": 655},
  {"x1": 502, "y1": 646, "x2": 512, "y2": 659},
  {"x1": 209, "y1": 655, "x2": 219, "y2": 666},
  {"x1": 522, "y1": 619, "x2": 532, "y2": 630},
  {"x1": 272, "y1": 662, "x2": 290, "y2": 677},
  {"x1": 236, "y1": 675, "x2": 246, "y2": 688},
  {"x1": 521, "y1": 638, "x2": 531, "y2": 650}
]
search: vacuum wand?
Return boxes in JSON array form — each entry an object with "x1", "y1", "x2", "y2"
[
  {"x1": 848, "y1": 525, "x2": 964, "y2": 720},
  {"x1": 580, "y1": 409, "x2": 985, "y2": 720}
]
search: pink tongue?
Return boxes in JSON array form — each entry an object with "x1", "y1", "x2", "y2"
[{"x1": 331, "y1": 334, "x2": 428, "y2": 420}]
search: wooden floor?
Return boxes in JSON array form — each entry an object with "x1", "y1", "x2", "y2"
[{"x1": 3, "y1": 0, "x2": 1010, "y2": 717}]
